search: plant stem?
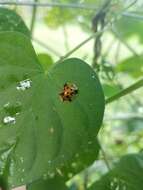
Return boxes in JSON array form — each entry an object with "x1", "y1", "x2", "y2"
[
  {"x1": 123, "y1": 12, "x2": 143, "y2": 21},
  {"x1": 98, "y1": 140, "x2": 111, "y2": 170},
  {"x1": 56, "y1": 25, "x2": 110, "y2": 63},
  {"x1": 0, "y1": 1, "x2": 98, "y2": 10},
  {"x1": 30, "y1": 0, "x2": 38, "y2": 35},
  {"x1": 62, "y1": 25, "x2": 70, "y2": 52},
  {"x1": 111, "y1": 28, "x2": 139, "y2": 57},
  {"x1": 106, "y1": 78, "x2": 143, "y2": 105}
]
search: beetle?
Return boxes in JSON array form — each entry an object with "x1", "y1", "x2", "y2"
[{"x1": 59, "y1": 83, "x2": 78, "y2": 102}]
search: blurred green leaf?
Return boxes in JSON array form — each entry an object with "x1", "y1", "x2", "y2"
[
  {"x1": 116, "y1": 55, "x2": 143, "y2": 78},
  {"x1": 44, "y1": 0, "x2": 103, "y2": 30},
  {"x1": 27, "y1": 176, "x2": 68, "y2": 190},
  {"x1": 37, "y1": 53, "x2": 54, "y2": 74},
  {"x1": 0, "y1": 8, "x2": 30, "y2": 37},
  {"x1": 114, "y1": 16, "x2": 143, "y2": 42},
  {"x1": 88, "y1": 152, "x2": 143, "y2": 190},
  {"x1": 0, "y1": 32, "x2": 104, "y2": 189},
  {"x1": 102, "y1": 83, "x2": 121, "y2": 97}
]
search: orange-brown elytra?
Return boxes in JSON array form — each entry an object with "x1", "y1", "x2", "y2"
[{"x1": 59, "y1": 83, "x2": 78, "y2": 102}]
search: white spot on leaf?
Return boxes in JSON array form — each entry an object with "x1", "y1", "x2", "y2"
[
  {"x1": 16, "y1": 79, "x2": 32, "y2": 91},
  {"x1": 3, "y1": 116, "x2": 16, "y2": 125}
]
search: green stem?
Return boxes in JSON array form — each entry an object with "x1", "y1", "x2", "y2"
[
  {"x1": 62, "y1": 25, "x2": 69, "y2": 52},
  {"x1": 30, "y1": 0, "x2": 38, "y2": 36},
  {"x1": 112, "y1": 28, "x2": 139, "y2": 56},
  {"x1": 56, "y1": 25, "x2": 110, "y2": 63},
  {"x1": 98, "y1": 140, "x2": 111, "y2": 170},
  {"x1": 106, "y1": 78, "x2": 143, "y2": 105}
]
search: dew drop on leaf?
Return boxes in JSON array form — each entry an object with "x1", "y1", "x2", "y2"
[
  {"x1": 20, "y1": 157, "x2": 24, "y2": 163},
  {"x1": 56, "y1": 168, "x2": 63, "y2": 176},
  {"x1": 68, "y1": 173, "x2": 73, "y2": 178},
  {"x1": 48, "y1": 160, "x2": 51, "y2": 164},
  {"x1": 20, "y1": 178, "x2": 24, "y2": 182},
  {"x1": 22, "y1": 169, "x2": 25, "y2": 173},
  {"x1": 49, "y1": 127, "x2": 54, "y2": 134},
  {"x1": 92, "y1": 75, "x2": 96, "y2": 79},
  {"x1": 88, "y1": 141, "x2": 92, "y2": 145},
  {"x1": 43, "y1": 174, "x2": 48, "y2": 180},
  {"x1": 71, "y1": 162, "x2": 77, "y2": 168}
]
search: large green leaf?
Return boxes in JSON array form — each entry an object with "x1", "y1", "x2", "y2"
[
  {"x1": 0, "y1": 8, "x2": 30, "y2": 37},
  {"x1": 27, "y1": 176, "x2": 68, "y2": 190},
  {"x1": 116, "y1": 55, "x2": 143, "y2": 78},
  {"x1": 0, "y1": 32, "x2": 104, "y2": 189},
  {"x1": 88, "y1": 152, "x2": 143, "y2": 190}
]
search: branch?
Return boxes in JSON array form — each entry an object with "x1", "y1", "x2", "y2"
[
  {"x1": 30, "y1": 0, "x2": 38, "y2": 35},
  {"x1": 98, "y1": 140, "x2": 111, "y2": 170},
  {"x1": 111, "y1": 28, "x2": 139, "y2": 57},
  {"x1": 106, "y1": 78, "x2": 143, "y2": 105},
  {"x1": 104, "y1": 113, "x2": 143, "y2": 121},
  {"x1": 0, "y1": 1, "x2": 98, "y2": 10},
  {"x1": 56, "y1": 25, "x2": 110, "y2": 63},
  {"x1": 123, "y1": 12, "x2": 143, "y2": 21}
]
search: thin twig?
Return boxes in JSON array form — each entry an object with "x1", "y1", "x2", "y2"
[
  {"x1": 98, "y1": 140, "x2": 111, "y2": 170},
  {"x1": 111, "y1": 28, "x2": 139, "y2": 57},
  {"x1": 104, "y1": 114, "x2": 143, "y2": 121},
  {"x1": 0, "y1": 1, "x2": 98, "y2": 10},
  {"x1": 123, "y1": 12, "x2": 143, "y2": 21},
  {"x1": 56, "y1": 25, "x2": 110, "y2": 63},
  {"x1": 62, "y1": 25, "x2": 70, "y2": 52},
  {"x1": 30, "y1": 0, "x2": 38, "y2": 35},
  {"x1": 106, "y1": 77, "x2": 143, "y2": 105}
]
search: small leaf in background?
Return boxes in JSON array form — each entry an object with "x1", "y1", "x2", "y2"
[
  {"x1": 102, "y1": 83, "x2": 121, "y2": 98},
  {"x1": 114, "y1": 16, "x2": 143, "y2": 42},
  {"x1": 0, "y1": 8, "x2": 30, "y2": 37},
  {"x1": 88, "y1": 152, "x2": 143, "y2": 190},
  {"x1": 0, "y1": 32, "x2": 104, "y2": 189},
  {"x1": 116, "y1": 55, "x2": 143, "y2": 78},
  {"x1": 37, "y1": 53, "x2": 54, "y2": 74}
]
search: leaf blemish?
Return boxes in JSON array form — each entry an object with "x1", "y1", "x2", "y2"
[
  {"x1": 16, "y1": 79, "x2": 32, "y2": 91},
  {"x1": 3, "y1": 116, "x2": 16, "y2": 125}
]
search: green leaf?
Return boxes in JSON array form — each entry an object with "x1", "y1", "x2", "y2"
[
  {"x1": 0, "y1": 32, "x2": 104, "y2": 189},
  {"x1": 114, "y1": 16, "x2": 143, "y2": 42},
  {"x1": 102, "y1": 83, "x2": 121, "y2": 98},
  {"x1": 116, "y1": 55, "x2": 143, "y2": 78},
  {"x1": 27, "y1": 176, "x2": 68, "y2": 190},
  {"x1": 0, "y1": 8, "x2": 30, "y2": 37},
  {"x1": 88, "y1": 152, "x2": 143, "y2": 190},
  {"x1": 61, "y1": 138, "x2": 100, "y2": 180},
  {"x1": 37, "y1": 53, "x2": 54, "y2": 74},
  {"x1": 44, "y1": 0, "x2": 103, "y2": 30}
]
